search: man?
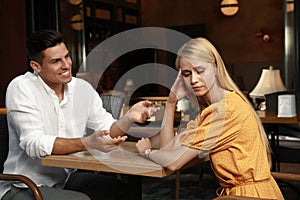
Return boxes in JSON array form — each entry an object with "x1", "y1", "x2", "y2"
[{"x1": 0, "y1": 29, "x2": 153, "y2": 200}]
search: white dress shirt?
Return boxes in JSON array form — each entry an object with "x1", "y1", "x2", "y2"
[{"x1": 0, "y1": 72, "x2": 116, "y2": 197}]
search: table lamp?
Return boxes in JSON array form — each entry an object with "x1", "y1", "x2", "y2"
[{"x1": 249, "y1": 66, "x2": 286, "y2": 110}]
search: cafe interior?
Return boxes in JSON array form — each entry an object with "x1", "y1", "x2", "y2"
[{"x1": 1, "y1": 0, "x2": 300, "y2": 199}]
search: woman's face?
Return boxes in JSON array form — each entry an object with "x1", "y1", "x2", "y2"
[{"x1": 179, "y1": 58, "x2": 217, "y2": 98}]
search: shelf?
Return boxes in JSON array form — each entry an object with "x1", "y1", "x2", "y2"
[{"x1": 83, "y1": 0, "x2": 141, "y2": 54}]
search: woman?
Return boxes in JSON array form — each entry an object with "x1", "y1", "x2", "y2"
[{"x1": 136, "y1": 38, "x2": 284, "y2": 199}]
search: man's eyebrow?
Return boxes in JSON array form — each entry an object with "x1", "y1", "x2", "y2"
[
  {"x1": 49, "y1": 52, "x2": 69, "y2": 62},
  {"x1": 49, "y1": 57, "x2": 61, "y2": 62}
]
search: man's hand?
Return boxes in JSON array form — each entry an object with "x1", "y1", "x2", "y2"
[
  {"x1": 112, "y1": 100, "x2": 160, "y2": 136},
  {"x1": 81, "y1": 130, "x2": 127, "y2": 152},
  {"x1": 127, "y1": 100, "x2": 159, "y2": 123}
]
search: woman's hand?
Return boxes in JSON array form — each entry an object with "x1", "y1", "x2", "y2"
[
  {"x1": 169, "y1": 69, "x2": 198, "y2": 106},
  {"x1": 136, "y1": 138, "x2": 152, "y2": 156},
  {"x1": 168, "y1": 69, "x2": 189, "y2": 104},
  {"x1": 81, "y1": 130, "x2": 127, "y2": 152}
]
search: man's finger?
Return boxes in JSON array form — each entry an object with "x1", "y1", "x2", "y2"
[{"x1": 142, "y1": 100, "x2": 152, "y2": 107}]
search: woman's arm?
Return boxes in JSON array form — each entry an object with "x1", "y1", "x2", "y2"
[
  {"x1": 159, "y1": 101, "x2": 177, "y2": 147},
  {"x1": 136, "y1": 135, "x2": 201, "y2": 172},
  {"x1": 159, "y1": 69, "x2": 189, "y2": 148}
]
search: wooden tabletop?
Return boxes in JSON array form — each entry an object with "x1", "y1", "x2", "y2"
[
  {"x1": 42, "y1": 141, "x2": 172, "y2": 178},
  {"x1": 0, "y1": 108, "x2": 6, "y2": 114},
  {"x1": 257, "y1": 110, "x2": 299, "y2": 124}
]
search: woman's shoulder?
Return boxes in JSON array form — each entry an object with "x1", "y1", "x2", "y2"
[
  {"x1": 225, "y1": 91, "x2": 254, "y2": 117},
  {"x1": 225, "y1": 91, "x2": 248, "y2": 107}
]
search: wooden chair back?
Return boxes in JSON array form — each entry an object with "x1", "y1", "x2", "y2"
[{"x1": 0, "y1": 108, "x2": 43, "y2": 200}]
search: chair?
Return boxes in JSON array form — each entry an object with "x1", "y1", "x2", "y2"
[
  {"x1": 0, "y1": 108, "x2": 43, "y2": 200},
  {"x1": 213, "y1": 196, "x2": 271, "y2": 200},
  {"x1": 272, "y1": 172, "x2": 300, "y2": 199},
  {"x1": 99, "y1": 92, "x2": 125, "y2": 119},
  {"x1": 89, "y1": 93, "x2": 124, "y2": 178}
]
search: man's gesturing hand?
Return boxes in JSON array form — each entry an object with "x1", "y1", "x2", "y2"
[{"x1": 81, "y1": 130, "x2": 127, "y2": 152}]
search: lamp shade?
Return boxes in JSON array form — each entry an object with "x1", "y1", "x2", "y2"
[
  {"x1": 249, "y1": 66, "x2": 286, "y2": 99},
  {"x1": 220, "y1": 0, "x2": 239, "y2": 16}
]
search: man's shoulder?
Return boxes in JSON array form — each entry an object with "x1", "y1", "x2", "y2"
[
  {"x1": 8, "y1": 72, "x2": 35, "y2": 88},
  {"x1": 70, "y1": 77, "x2": 95, "y2": 89}
]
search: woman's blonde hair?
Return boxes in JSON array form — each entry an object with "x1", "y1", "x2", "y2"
[{"x1": 176, "y1": 37, "x2": 272, "y2": 166}]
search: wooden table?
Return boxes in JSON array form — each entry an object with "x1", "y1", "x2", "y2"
[
  {"x1": 257, "y1": 110, "x2": 299, "y2": 124},
  {"x1": 42, "y1": 142, "x2": 172, "y2": 200},
  {"x1": 257, "y1": 111, "x2": 299, "y2": 171}
]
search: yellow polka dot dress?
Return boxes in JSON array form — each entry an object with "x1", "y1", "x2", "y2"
[{"x1": 180, "y1": 92, "x2": 284, "y2": 199}]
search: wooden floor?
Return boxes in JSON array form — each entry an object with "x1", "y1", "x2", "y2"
[
  {"x1": 141, "y1": 139, "x2": 300, "y2": 199},
  {"x1": 141, "y1": 162, "x2": 300, "y2": 200}
]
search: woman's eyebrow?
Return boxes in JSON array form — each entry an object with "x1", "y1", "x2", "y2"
[{"x1": 193, "y1": 65, "x2": 205, "y2": 68}]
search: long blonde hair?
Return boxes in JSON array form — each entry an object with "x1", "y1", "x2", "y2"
[{"x1": 176, "y1": 37, "x2": 272, "y2": 166}]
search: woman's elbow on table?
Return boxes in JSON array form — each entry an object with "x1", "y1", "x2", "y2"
[
  {"x1": 165, "y1": 163, "x2": 182, "y2": 172},
  {"x1": 163, "y1": 158, "x2": 188, "y2": 172}
]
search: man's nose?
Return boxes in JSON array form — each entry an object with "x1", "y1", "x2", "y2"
[{"x1": 61, "y1": 58, "x2": 71, "y2": 69}]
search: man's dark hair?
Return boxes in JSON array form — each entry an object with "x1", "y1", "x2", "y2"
[{"x1": 26, "y1": 29, "x2": 64, "y2": 65}]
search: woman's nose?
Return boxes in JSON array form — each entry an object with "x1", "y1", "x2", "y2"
[{"x1": 191, "y1": 72, "x2": 199, "y2": 84}]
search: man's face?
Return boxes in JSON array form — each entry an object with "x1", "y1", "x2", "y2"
[{"x1": 31, "y1": 42, "x2": 72, "y2": 91}]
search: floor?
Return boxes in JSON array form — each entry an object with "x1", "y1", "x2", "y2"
[
  {"x1": 142, "y1": 164, "x2": 219, "y2": 200},
  {"x1": 141, "y1": 162, "x2": 300, "y2": 200}
]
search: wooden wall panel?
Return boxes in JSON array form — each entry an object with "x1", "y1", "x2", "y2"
[
  {"x1": 0, "y1": 0, "x2": 27, "y2": 107},
  {"x1": 141, "y1": 0, "x2": 284, "y2": 92}
]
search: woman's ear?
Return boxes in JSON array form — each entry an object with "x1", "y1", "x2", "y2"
[
  {"x1": 30, "y1": 60, "x2": 41, "y2": 73},
  {"x1": 214, "y1": 65, "x2": 218, "y2": 76}
]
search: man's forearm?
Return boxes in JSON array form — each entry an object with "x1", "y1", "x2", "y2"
[
  {"x1": 51, "y1": 137, "x2": 86, "y2": 155},
  {"x1": 110, "y1": 113, "x2": 132, "y2": 137}
]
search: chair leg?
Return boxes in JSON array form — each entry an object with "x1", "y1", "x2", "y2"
[
  {"x1": 116, "y1": 173, "x2": 122, "y2": 180},
  {"x1": 198, "y1": 166, "x2": 204, "y2": 191},
  {"x1": 175, "y1": 171, "x2": 180, "y2": 200}
]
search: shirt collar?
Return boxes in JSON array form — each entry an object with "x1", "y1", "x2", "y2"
[{"x1": 34, "y1": 71, "x2": 72, "y2": 99}]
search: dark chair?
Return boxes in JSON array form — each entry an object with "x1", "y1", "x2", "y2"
[
  {"x1": 87, "y1": 93, "x2": 124, "y2": 177},
  {"x1": 99, "y1": 92, "x2": 125, "y2": 119},
  {"x1": 265, "y1": 92, "x2": 300, "y2": 198},
  {"x1": 213, "y1": 196, "x2": 271, "y2": 200},
  {"x1": 0, "y1": 108, "x2": 43, "y2": 200}
]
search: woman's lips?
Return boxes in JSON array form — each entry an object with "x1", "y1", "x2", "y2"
[{"x1": 193, "y1": 86, "x2": 203, "y2": 91}]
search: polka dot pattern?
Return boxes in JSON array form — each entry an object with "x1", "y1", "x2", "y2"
[{"x1": 180, "y1": 92, "x2": 284, "y2": 199}]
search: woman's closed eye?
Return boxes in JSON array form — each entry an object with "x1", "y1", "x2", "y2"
[
  {"x1": 194, "y1": 67, "x2": 205, "y2": 74},
  {"x1": 181, "y1": 70, "x2": 192, "y2": 77},
  {"x1": 181, "y1": 68, "x2": 205, "y2": 77}
]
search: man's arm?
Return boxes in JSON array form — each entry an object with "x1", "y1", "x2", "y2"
[
  {"x1": 51, "y1": 137, "x2": 86, "y2": 155},
  {"x1": 51, "y1": 130, "x2": 127, "y2": 155},
  {"x1": 51, "y1": 101, "x2": 155, "y2": 155},
  {"x1": 109, "y1": 100, "x2": 153, "y2": 138}
]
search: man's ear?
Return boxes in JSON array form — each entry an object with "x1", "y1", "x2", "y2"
[{"x1": 30, "y1": 60, "x2": 41, "y2": 73}]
